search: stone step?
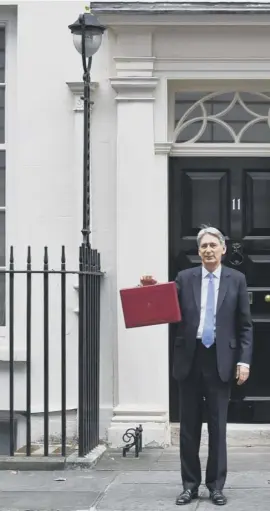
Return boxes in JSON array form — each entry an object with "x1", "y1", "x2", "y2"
[
  {"x1": 171, "y1": 423, "x2": 270, "y2": 446},
  {"x1": 15, "y1": 443, "x2": 77, "y2": 456}
]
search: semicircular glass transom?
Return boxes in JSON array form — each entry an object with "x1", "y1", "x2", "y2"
[{"x1": 174, "y1": 91, "x2": 270, "y2": 144}]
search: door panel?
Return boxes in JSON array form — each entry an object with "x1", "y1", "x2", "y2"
[
  {"x1": 169, "y1": 157, "x2": 270, "y2": 423},
  {"x1": 169, "y1": 161, "x2": 231, "y2": 275},
  {"x1": 244, "y1": 171, "x2": 270, "y2": 236},
  {"x1": 181, "y1": 171, "x2": 230, "y2": 238},
  {"x1": 242, "y1": 169, "x2": 270, "y2": 289}
]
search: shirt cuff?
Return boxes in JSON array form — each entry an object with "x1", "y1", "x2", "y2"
[{"x1": 237, "y1": 362, "x2": 250, "y2": 368}]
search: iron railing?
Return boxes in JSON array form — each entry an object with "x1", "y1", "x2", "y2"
[
  {"x1": 2, "y1": 244, "x2": 102, "y2": 457},
  {"x1": 78, "y1": 244, "x2": 102, "y2": 456}
]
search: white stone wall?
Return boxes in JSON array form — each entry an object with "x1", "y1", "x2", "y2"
[
  {"x1": 93, "y1": 2, "x2": 270, "y2": 447},
  {"x1": 2, "y1": 0, "x2": 270, "y2": 448},
  {"x1": 0, "y1": 0, "x2": 116, "y2": 443}
]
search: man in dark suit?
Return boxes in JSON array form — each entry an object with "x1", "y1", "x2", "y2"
[{"x1": 172, "y1": 226, "x2": 253, "y2": 506}]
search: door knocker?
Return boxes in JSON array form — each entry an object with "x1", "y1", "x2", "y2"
[{"x1": 229, "y1": 242, "x2": 244, "y2": 266}]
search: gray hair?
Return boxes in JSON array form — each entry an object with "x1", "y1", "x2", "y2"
[{"x1": 197, "y1": 225, "x2": 226, "y2": 247}]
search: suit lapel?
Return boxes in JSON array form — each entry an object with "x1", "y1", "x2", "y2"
[
  {"x1": 217, "y1": 266, "x2": 230, "y2": 313},
  {"x1": 192, "y1": 266, "x2": 202, "y2": 313}
]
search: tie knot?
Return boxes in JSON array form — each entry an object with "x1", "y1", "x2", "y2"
[{"x1": 207, "y1": 272, "x2": 214, "y2": 280}]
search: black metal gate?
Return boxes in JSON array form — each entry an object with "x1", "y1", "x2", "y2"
[{"x1": 4, "y1": 244, "x2": 102, "y2": 457}]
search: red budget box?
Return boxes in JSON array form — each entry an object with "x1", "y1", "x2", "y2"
[{"x1": 120, "y1": 282, "x2": 181, "y2": 328}]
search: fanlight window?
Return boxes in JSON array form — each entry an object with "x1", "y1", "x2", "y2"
[{"x1": 174, "y1": 91, "x2": 270, "y2": 144}]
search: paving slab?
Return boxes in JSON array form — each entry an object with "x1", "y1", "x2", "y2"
[
  {"x1": 0, "y1": 469, "x2": 117, "y2": 492},
  {"x1": 197, "y1": 489, "x2": 270, "y2": 510},
  {"x1": 95, "y1": 483, "x2": 206, "y2": 510},
  {"x1": 96, "y1": 449, "x2": 162, "y2": 471},
  {"x1": 116, "y1": 471, "x2": 183, "y2": 484},
  {"x1": 158, "y1": 445, "x2": 270, "y2": 461},
  {"x1": 0, "y1": 447, "x2": 269, "y2": 511},
  {"x1": 0, "y1": 491, "x2": 100, "y2": 510},
  {"x1": 115, "y1": 469, "x2": 270, "y2": 488},
  {"x1": 227, "y1": 453, "x2": 270, "y2": 472},
  {"x1": 226, "y1": 471, "x2": 270, "y2": 488}
]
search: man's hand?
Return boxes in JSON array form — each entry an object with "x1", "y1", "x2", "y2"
[
  {"x1": 140, "y1": 275, "x2": 157, "y2": 286},
  {"x1": 236, "y1": 365, "x2": 250, "y2": 385}
]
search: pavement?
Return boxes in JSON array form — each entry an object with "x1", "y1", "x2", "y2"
[{"x1": 0, "y1": 445, "x2": 270, "y2": 510}]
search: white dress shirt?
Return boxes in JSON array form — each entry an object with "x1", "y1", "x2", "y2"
[{"x1": 197, "y1": 265, "x2": 249, "y2": 368}]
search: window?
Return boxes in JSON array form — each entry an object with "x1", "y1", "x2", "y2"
[{"x1": 174, "y1": 91, "x2": 270, "y2": 144}]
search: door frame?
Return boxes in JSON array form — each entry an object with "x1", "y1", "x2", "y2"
[
  {"x1": 155, "y1": 80, "x2": 270, "y2": 157},
  {"x1": 160, "y1": 144, "x2": 270, "y2": 158},
  {"x1": 168, "y1": 155, "x2": 270, "y2": 423},
  {"x1": 162, "y1": 81, "x2": 270, "y2": 425}
]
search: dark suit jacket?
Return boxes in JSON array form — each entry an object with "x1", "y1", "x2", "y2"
[{"x1": 172, "y1": 265, "x2": 253, "y2": 383}]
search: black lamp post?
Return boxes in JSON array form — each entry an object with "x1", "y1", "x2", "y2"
[{"x1": 69, "y1": 9, "x2": 106, "y2": 246}]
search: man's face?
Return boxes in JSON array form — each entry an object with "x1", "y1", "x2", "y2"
[{"x1": 198, "y1": 233, "x2": 226, "y2": 269}]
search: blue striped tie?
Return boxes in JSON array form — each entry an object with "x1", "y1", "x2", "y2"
[{"x1": 202, "y1": 273, "x2": 215, "y2": 348}]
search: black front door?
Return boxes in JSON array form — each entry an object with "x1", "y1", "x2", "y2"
[{"x1": 169, "y1": 157, "x2": 270, "y2": 423}]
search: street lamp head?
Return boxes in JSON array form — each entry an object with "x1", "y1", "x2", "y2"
[{"x1": 68, "y1": 11, "x2": 106, "y2": 58}]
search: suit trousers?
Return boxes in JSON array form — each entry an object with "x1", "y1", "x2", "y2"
[{"x1": 178, "y1": 341, "x2": 231, "y2": 492}]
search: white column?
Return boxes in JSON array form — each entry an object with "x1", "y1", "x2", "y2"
[{"x1": 108, "y1": 73, "x2": 170, "y2": 447}]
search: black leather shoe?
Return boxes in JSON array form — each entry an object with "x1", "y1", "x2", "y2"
[
  {"x1": 176, "y1": 489, "x2": 199, "y2": 505},
  {"x1": 209, "y1": 490, "x2": 227, "y2": 506}
]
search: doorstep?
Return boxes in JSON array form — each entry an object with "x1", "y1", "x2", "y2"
[
  {"x1": 0, "y1": 444, "x2": 106, "y2": 471},
  {"x1": 171, "y1": 423, "x2": 270, "y2": 446}
]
